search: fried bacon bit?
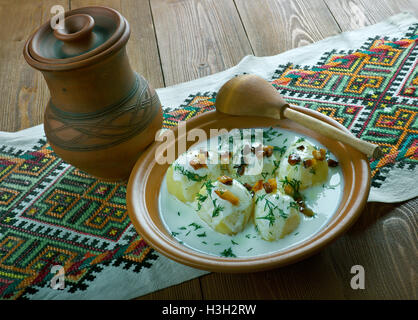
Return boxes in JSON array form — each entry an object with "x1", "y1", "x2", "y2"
[
  {"x1": 295, "y1": 196, "x2": 305, "y2": 209},
  {"x1": 303, "y1": 159, "x2": 313, "y2": 168},
  {"x1": 303, "y1": 158, "x2": 317, "y2": 169},
  {"x1": 296, "y1": 145, "x2": 305, "y2": 151},
  {"x1": 263, "y1": 182, "x2": 273, "y2": 194},
  {"x1": 327, "y1": 159, "x2": 339, "y2": 167},
  {"x1": 218, "y1": 175, "x2": 233, "y2": 185},
  {"x1": 234, "y1": 156, "x2": 248, "y2": 176},
  {"x1": 293, "y1": 195, "x2": 315, "y2": 217},
  {"x1": 235, "y1": 164, "x2": 246, "y2": 176},
  {"x1": 263, "y1": 178, "x2": 277, "y2": 194},
  {"x1": 284, "y1": 184, "x2": 294, "y2": 196},
  {"x1": 301, "y1": 207, "x2": 315, "y2": 217},
  {"x1": 312, "y1": 148, "x2": 326, "y2": 161},
  {"x1": 288, "y1": 153, "x2": 301, "y2": 165},
  {"x1": 252, "y1": 180, "x2": 264, "y2": 192},
  {"x1": 267, "y1": 178, "x2": 277, "y2": 191},
  {"x1": 189, "y1": 159, "x2": 207, "y2": 170},
  {"x1": 189, "y1": 151, "x2": 208, "y2": 170},
  {"x1": 215, "y1": 189, "x2": 240, "y2": 206},
  {"x1": 243, "y1": 183, "x2": 253, "y2": 192},
  {"x1": 263, "y1": 145, "x2": 274, "y2": 157}
]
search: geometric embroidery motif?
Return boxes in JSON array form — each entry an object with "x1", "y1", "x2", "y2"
[{"x1": 0, "y1": 143, "x2": 157, "y2": 299}]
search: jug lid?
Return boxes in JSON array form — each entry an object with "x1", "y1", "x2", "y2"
[{"x1": 24, "y1": 6, "x2": 129, "y2": 71}]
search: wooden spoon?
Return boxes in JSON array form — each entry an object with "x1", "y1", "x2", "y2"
[{"x1": 215, "y1": 74, "x2": 382, "y2": 158}]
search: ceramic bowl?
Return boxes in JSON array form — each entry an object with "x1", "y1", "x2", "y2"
[{"x1": 126, "y1": 106, "x2": 370, "y2": 272}]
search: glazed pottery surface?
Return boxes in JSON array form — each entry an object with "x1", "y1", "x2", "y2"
[
  {"x1": 127, "y1": 106, "x2": 371, "y2": 272},
  {"x1": 23, "y1": 6, "x2": 162, "y2": 181}
]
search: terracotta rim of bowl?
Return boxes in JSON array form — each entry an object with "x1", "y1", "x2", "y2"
[{"x1": 127, "y1": 106, "x2": 371, "y2": 273}]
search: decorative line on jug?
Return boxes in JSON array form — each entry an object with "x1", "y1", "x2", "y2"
[
  {"x1": 48, "y1": 73, "x2": 142, "y2": 120},
  {"x1": 44, "y1": 79, "x2": 161, "y2": 152}
]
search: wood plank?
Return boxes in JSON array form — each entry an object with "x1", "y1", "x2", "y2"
[
  {"x1": 324, "y1": 0, "x2": 418, "y2": 31},
  {"x1": 200, "y1": 252, "x2": 346, "y2": 299},
  {"x1": 234, "y1": 0, "x2": 342, "y2": 57},
  {"x1": 325, "y1": 199, "x2": 418, "y2": 299},
  {"x1": 0, "y1": 0, "x2": 68, "y2": 132},
  {"x1": 71, "y1": 0, "x2": 164, "y2": 88},
  {"x1": 150, "y1": 0, "x2": 253, "y2": 86},
  {"x1": 137, "y1": 277, "x2": 203, "y2": 300}
]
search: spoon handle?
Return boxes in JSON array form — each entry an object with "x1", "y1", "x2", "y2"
[{"x1": 283, "y1": 107, "x2": 382, "y2": 158}]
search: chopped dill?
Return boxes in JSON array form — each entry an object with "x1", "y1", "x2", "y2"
[
  {"x1": 220, "y1": 247, "x2": 236, "y2": 258},
  {"x1": 197, "y1": 232, "x2": 207, "y2": 237},
  {"x1": 255, "y1": 193, "x2": 267, "y2": 204},
  {"x1": 188, "y1": 222, "x2": 202, "y2": 231},
  {"x1": 263, "y1": 127, "x2": 281, "y2": 142},
  {"x1": 278, "y1": 208, "x2": 288, "y2": 219},
  {"x1": 212, "y1": 198, "x2": 224, "y2": 217},
  {"x1": 174, "y1": 164, "x2": 207, "y2": 182},
  {"x1": 272, "y1": 160, "x2": 281, "y2": 175},
  {"x1": 203, "y1": 180, "x2": 215, "y2": 194},
  {"x1": 231, "y1": 239, "x2": 239, "y2": 245},
  {"x1": 273, "y1": 146, "x2": 287, "y2": 157},
  {"x1": 280, "y1": 176, "x2": 302, "y2": 197},
  {"x1": 171, "y1": 231, "x2": 180, "y2": 237},
  {"x1": 256, "y1": 197, "x2": 278, "y2": 226},
  {"x1": 296, "y1": 137, "x2": 305, "y2": 144}
]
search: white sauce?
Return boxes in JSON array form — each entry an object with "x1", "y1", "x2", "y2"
[{"x1": 158, "y1": 128, "x2": 343, "y2": 258}]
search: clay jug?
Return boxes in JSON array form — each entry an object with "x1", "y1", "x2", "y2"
[{"x1": 23, "y1": 6, "x2": 162, "y2": 181}]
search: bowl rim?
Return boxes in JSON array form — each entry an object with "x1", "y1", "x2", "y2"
[{"x1": 127, "y1": 106, "x2": 371, "y2": 273}]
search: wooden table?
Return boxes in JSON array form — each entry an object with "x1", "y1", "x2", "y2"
[{"x1": 0, "y1": 0, "x2": 416, "y2": 299}]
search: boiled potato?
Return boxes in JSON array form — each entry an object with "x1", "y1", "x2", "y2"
[
  {"x1": 278, "y1": 137, "x2": 328, "y2": 191},
  {"x1": 166, "y1": 149, "x2": 221, "y2": 202},
  {"x1": 228, "y1": 141, "x2": 281, "y2": 186},
  {"x1": 194, "y1": 177, "x2": 253, "y2": 235},
  {"x1": 253, "y1": 179, "x2": 300, "y2": 241}
]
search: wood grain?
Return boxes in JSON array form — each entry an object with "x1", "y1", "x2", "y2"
[
  {"x1": 71, "y1": 0, "x2": 164, "y2": 89},
  {"x1": 324, "y1": 0, "x2": 418, "y2": 31},
  {"x1": 0, "y1": 0, "x2": 68, "y2": 132},
  {"x1": 138, "y1": 276, "x2": 203, "y2": 300},
  {"x1": 326, "y1": 199, "x2": 418, "y2": 299},
  {"x1": 234, "y1": 0, "x2": 342, "y2": 57},
  {"x1": 150, "y1": 0, "x2": 253, "y2": 85}
]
